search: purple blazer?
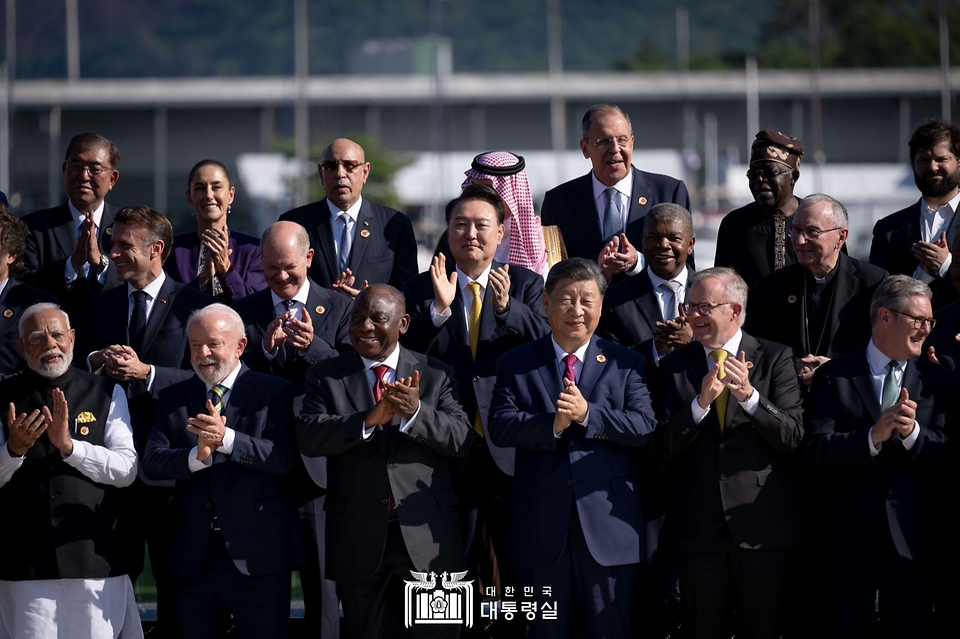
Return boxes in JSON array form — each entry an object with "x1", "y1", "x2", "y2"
[{"x1": 165, "y1": 231, "x2": 266, "y2": 303}]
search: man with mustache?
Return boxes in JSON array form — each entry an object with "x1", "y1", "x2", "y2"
[
  {"x1": 0, "y1": 303, "x2": 139, "y2": 638},
  {"x1": 870, "y1": 119, "x2": 960, "y2": 309}
]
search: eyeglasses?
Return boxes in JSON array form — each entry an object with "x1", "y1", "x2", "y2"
[
  {"x1": 746, "y1": 167, "x2": 791, "y2": 181},
  {"x1": 889, "y1": 309, "x2": 937, "y2": 331},
  {"x1": 66, "y1": 161, "x2": 114, "y2": 177},
  {"x1": 681, "y1": 301, "x2": 735, "y2": 315},
  {"x1": 26, "y1": 331, "x2": 70, "y2": 346},
  {"x1": 585, "y1": 136, "x2": 632, "y2": 150},
  {"x1": 787, "y1": 226, "x2": 843, "y2": 241},
  {"x1": 319, "y1": 160, "x2": 365, "y2": 173}
]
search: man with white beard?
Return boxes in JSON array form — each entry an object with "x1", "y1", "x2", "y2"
[
  {"x1": 0, "y1": 302, "x2": 141, "y2": 638},
  {"x1": 142, "y1": 304, "x2": 298, "y2": 639}
]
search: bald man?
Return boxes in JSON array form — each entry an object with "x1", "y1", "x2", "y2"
[{"x1": 279, "y1": 138, "x2": 419, "y2": 297}]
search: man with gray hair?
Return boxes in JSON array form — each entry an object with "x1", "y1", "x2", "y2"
[
  {"x1": 142, "y1": 303, "x2": 298, "y2": 639},
  {"x1": 747, "y1": 193, "x2": 888, "y2": 386},
  {"x1": 653, "y1": 267, "x2": 804, "y2": 639},
  {"x1": 0, "y1": 303, "x2": 140, "y2": 638},
  {"x1": 806, "y1": 275, "x2": 950, "y2": 638}
]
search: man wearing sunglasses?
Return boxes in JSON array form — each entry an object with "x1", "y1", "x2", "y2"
[{"x1": 279, "y1": 138, "x2": 418, "y2": 298}]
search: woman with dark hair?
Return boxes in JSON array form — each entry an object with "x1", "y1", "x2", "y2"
[{"x1": 166, "y1": 160, "x2": 265, "y2": 303}]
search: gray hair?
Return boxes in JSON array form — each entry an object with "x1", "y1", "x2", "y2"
[
  {"x1": 644, "y1": 202, "x2": 694, "y2": 237},
  {"x1": 187, "y1": 304, "x2": 246, "y2": 340},
  {"x1": 798, "y1": 193, "x2": 849, "y2": 229},
  {"x1": 869, "y1": 275, "x2": 930, "y2": 326},
  {"x1": 545, "y1": 258, "x2": 608, "y2": 297},
  {"x1": 688, "y1": 267, "x2": 749, "y2": 326},
  {"x1": 261, "y1": 221, "x2": 310, "y2": 257},
  {"x1": 581, "y1": 104, "x2": 633, "y2": 138},
  {"x1": 19, "y1": 303, "x2": 70, "y2": 338}
]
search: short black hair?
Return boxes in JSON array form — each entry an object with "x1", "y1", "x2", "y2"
[
  {"x1": 65, "y1": 133, "x2": 120, "y2": 168},
  {"x1": 545, "y1": 258, "x2": 607, "y2": 297},
  {"x1": 909, "y1": 119, "x2": 960, "y2": 163},
  {"x1": 187, "y1": 159, "x2": 232, "y2": 188},
  {"x1": 445, "y1": 184, "x2": 505, "y2": 225}
]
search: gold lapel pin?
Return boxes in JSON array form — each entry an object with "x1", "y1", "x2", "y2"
[
  {"x1": 80, "y1": 426, "x2": 90, "y2": 436},
  {"x1": 787, "y1": 295, "x2": 797, "y2": 304},
  {"x1": 363, "y1": 220, "x2": 370, "y2": 226},
  {"x1": 638, "y1": 197, "x2": 647, "y2": 205},
  {"x1": 360, "y1": 229, "x2": 371, "y2": 238},
  {"x1": 160, "y1": 299, "x2": 168, "y2": 304},
  {"x1": 596, "y1": 354, "x2": 606, "y2": 363},
  {"x1": 315, "y1": 305, "x2": 325, "y2": 315},
  {"x1": 2, "y1": 310, "x2": 12, "y2": 318}
]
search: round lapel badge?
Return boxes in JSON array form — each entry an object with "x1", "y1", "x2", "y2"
[
  {"x1": 787, "y1": 295, "x2": 797, "y2": 304},
  {"x1": 80, "y1": 426, "x2": 90, "y2": 436},
  {"x1": 596, "y1": 354, "x2": 606, "y2": 363},
  {"x1": 315, "y1": 305, "x2": 325, "y2": 315},
  {"x1": 2, "y1": 310, "x2": 12, "y2": 318},
  {"x1": 106, "y1": 227, "x2": 113, "y2": 235},
  {"x1": 360, "y1": 229, "x2": 371, "y2": 238},
  {"x1": 638, "y1": 197, "x2": 648, "y2": 205}
]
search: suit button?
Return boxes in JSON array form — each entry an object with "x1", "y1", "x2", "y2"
[
  {"x1": 566, "y1": 479, "x2": 574, "y2": 486},
  {"x1": 681, "y1": 429, "x2": 690, "y2": 436},
  {"x1": 473, "y1": 376, "x2": 480, "y2": 383},
  {"x1": 720, "y1": 474, "x2": 727, "y2": 480},
  {"x1": 388, "y1": 463, "x2": 396, "y2": 470},
  {"x1": 719, "y1": 443, "x2": 725, "y2": 450},
  {"x1": 50, "y1": 494, "x2": 59, "y2": 500},
  {"x1": 205, "y1": 502, "x2": 212, "y2": 509},
  {"x1": 51, "y1": 521, "x2": 58, "y2": 528},
  {"x1": 382, "y1": 499, "x2": 389, "y2": 505}
]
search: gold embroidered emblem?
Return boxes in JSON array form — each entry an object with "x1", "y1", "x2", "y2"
[{"x1": 77, "y1": 411, "x2": 96, "y2": 423}]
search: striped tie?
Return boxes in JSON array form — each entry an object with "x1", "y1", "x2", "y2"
[{"x1": 209, "y1": 384, "x2": 227, "y2": 415}]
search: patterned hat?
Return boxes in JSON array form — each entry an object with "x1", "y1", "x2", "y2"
[{"x1": 750, "y1": 130, "x2": 805, "y2": 170}]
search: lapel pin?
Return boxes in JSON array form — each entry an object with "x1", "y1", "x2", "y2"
[
  {"x1": 2, "y1": 310, "x2": 12, "y2": 318},
  {"x1": 638, "y1": 196, "x2": 647, "y2": 205},
  {"x1": 160, "y1": 299, "x2": 168, "y2": 304},
  {"x1": 596, "y1": 354, "x2": 606, "y2": 363},
  {"x1": 106, "y1": 227, "x2": 113, "y2": 235},
  {"x1": 787, "y1": 295, "x2": 797, "y2": 304},
  {"x1": 315, "y1": 305, "x2": 325, "y2": 314},
  {"x1": 746, "y1": 362, "x2": 754, "y2": 369},
  {"x1": 363, "y1": 220, "x2": 370, "y2": 226},
  {"x1": 360, "y1": 229, "x2": 371, "y2": 238},
  {"x1": 80, "y1": 426, "x2": 90, "y2": 436}
]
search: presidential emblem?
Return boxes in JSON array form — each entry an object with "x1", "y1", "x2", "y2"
[{"x1": 405, "y1": 571, "x2": 473, "y2": 628}]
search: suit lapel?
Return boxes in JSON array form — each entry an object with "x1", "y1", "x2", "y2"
[
  {"x1": 851, "y1": 350, "x2": 881, "y2": 423},
  {"x1": 99, "y1": 203, "x2": 118, "y2": 253},
  {"x1": 139, "y1": 277, "x2": 178, "y2": 354},
  {"x1": 633, "y1": 271, "x2": 665, "y2": 324},
  {"x1": 391, "y1": 347, "x2": 420, "y2": 454},
  {"x1": 51, "y1": 204, "x2": 78, "y2": 261},
  {"x1": 577, "y1": 335, "x2": 604, "y2": 401},
  {"x1": 348, "y1": 201, "x2": 373, "y2": 274},
  {"x1": 314, "y1": 200, "x2": 339, "y2": 277},
  {"x1": 340, "y1": 352, "x2": 385, "y2": 454},
  {"x1": 534, "y1": 337, "x2": 563, "y2": 403},
  {"x1": 0, "y1": 280, "x2": 16, "y2": 338},
  {"x1": 575, "y1": 173, "x2": 605, "y2": 251},
  {"x1": 305, "y1": 281, "x2": 334, "y2": 337},
  {"x1": 224, "y1": 365, "x2": 256, "y2": 435},
  {"x1": 627, "y1": 167, "x2": 654, "y2": 227},
  {"x1": 727, "y1": 334, "x2": 764, "y2": 427}
]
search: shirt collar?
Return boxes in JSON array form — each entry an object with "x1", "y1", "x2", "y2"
[
  {"x1": 647, "y1": 265, "x2": 689, "y2": 291},
  {"x1": 551, "y1": 337, "x2": 591, "y2": 364},
  {"x1": 360, "y1": 343, "x2": 401, "y2": 372},
  {"x1": 204, "y1": 361, "x2": 243, "y2": 392},
  {"x1": 866, "y1": 338, "x2": 907, "y2": 375},
  {"x1": 0, "y1": 278, "x2": 8, "y2": 298},
  {"x1": 327, "y1": 196, "x2": 364, "y2": 223},
  {"x1": 921, "y1": 190, "x2": 960, "y2": 216},
  {"x1": 591, "y1": 168, "x2": 634, "y2": 202},
  {"x1": 127, "y1": 270, "x2": 166, "y2": 299},
  {"x1": 456, "y1": 264, "x2": 492, "y2": 292},
  {"x1": 701, "y1": 328, "x2": 743, "y2": 361},
  {"x1": 270, "y1": 279, "x2": 310, "y2": 309},
  {"x1": 67, "y1": 199, "x2": 105, "y2": 230}
]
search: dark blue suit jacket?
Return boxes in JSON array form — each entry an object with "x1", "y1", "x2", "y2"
[
  {"x1": 142, "y1": 365, "x2": 298, "y2": 578},
  {"x1": 279, "y1": 197, "x2": 418, "y2": 291},
  {"x1": 489, "y1": 334, "x2": 657, "y2": 568},
  {"x1": 165, "y1": 231, "x2": 266, "y2": 303},
  {"x1": 402, "y1": 261, "x2": 549, "y2": 475},
  {"x1": 540, "y1": 167, "x2": 691, "y2": 268},
  {"x1": 0, "y1": 278, "x2": 58, "y2": 380},
  {"x1": 805, "y1": 350, "x2": 952, "y2": 562}
]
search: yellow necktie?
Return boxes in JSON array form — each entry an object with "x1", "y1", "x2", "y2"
[
  {"x1": 710, "y1": 349, "x2": 729, "y2": 433},
  {"x1": 467, "y1": 282, "x2": 484, "y2": 436}
]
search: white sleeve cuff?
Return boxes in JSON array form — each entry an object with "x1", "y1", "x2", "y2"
[
  {"x1": 869, "y1": 428, "x2": 881, "y2": 456},
  {"x1": 430, "y1": 301, "x2": 452, "y2": 327},
  {"x1": 399, "y1": 402, "x2": 421, "y2": 433},
  {"x1": 913, "y1": 265, "x2": 936, "y2": 284},
  {"x1": 188, "y1": 446, "x2": 214, "y2": 472},
  {"x1": 938, "y1": 252, "x2": 953, "y2": 278},
  {"x1": 691, "y1": 396, "x2": 710, "y2": 424},
  {"x1": 145, "y1": 365, "x2": 156, "y2": 392},
  {"x1": 901, "y1": 421, "x2": 921, "y2": 450},
  {"x1": 741, "y1": 389, "x2": 760, "y2": 415},
  {"x1": 217, "y1": 427, "x2": 236, "y2": 455}
]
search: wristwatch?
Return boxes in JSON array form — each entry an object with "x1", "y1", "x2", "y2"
[{"x1": 95, "y1": 255, "x2": 109, "y2": 274}]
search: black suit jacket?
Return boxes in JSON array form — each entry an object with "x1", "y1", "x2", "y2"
[
  {"x1": 925, "y1": 299, "x2": 960, "y2": 373},
  {"x1": 0, "y1": 278, "x2": 58, "y2": 380},
  {"x1": 805, "y1": 351, "x2": 951, "y2": 562},
  {"x1": 296, "y1": 347, "x2": 472, "y2": 582},
  {"x1": 540, "y1": 166, "x2": 691, "y2": 268},
  {"x1": 76, "y1": 276, "x2": 212, "y2": 452},
  {"x1": 21, "y1": 202, "x2": 122, "y2": 318},
  {"x1": 401, "y1": 261, "x2": 549, "y2": 475},
  {"x1": 869, "y1": 201, "x2": 958, "y2": 309},
  {"x1": 653, "y1": 333, "x2": 805, "y2": 553},
  {"x1": 745, "y1": 253, "x2": 887, "y2": 360},
  {"x1": 142, "y1": 366, "x2": 298, "y2": 579},
  {"x1": 279, "y1": 197, "x2": 419, "y2": 291}
]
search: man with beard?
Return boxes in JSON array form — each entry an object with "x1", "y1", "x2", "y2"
[
  {"x1": 0, "y1": 303, "x2": 140, "y2": 638},
  {"x1": 870, "y1": 119, "x2": 960, "y2": 309},
  {"x1": 142, "y1": 304, "x2": 297, "y2": 639}
]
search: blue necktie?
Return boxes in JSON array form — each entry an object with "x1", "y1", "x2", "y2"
[{"x1": 338, "y1": 212, "x2": 352, "y2": 273}]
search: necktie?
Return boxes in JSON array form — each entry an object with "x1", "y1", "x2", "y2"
[
  {"x1": 562, "y1": 353, "x2": 578, "y2": 384},
  {"x1": 208, "y1": 384, "x2": 227, "y2": 415},
  {"x1": 602, "y1": 187, "x2": 622, "y2": 241},
  {"x1": 659, "y1": 280, "x2": 682, "y2": 321},
  {"x1": 466, "y1": 282, "x2": 485, "y2": 437},
  {"x1": 880, "y1": 360, "x2": 899, "y2": 411},
  {"x1": 129, "y1": 290, "x2": 148, "y2": 353},
  {"x1": 281, "y1": 299, "x2": 297, "y2": 361},
  {"x1": 371, "y1": 364, "x2": 396, "y2": 511},
  {"x1": 710, "y1": 349, "x2": 730, "y2": 433},
  {"x1": 198, "y1": 244, "x2": 224, "y2": 299},
  {"x1": 338, "y1": 212, "x2": 352, "y2": 274}
]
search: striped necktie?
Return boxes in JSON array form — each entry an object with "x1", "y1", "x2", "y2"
[{"x1": 209, "y1": 384, "x2": 227, "y2": 415}]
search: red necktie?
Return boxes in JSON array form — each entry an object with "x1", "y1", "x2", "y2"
[
  {"x1": 371, "y1": 364, "x2": 396, "y2": 512},
  {"x1": 562, "y1": 353, "x2": 577, "y2": 384}
]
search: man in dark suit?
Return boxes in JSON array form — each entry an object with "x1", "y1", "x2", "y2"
[
  {"x1": 540, "y1": 104, "x2": 691, "y2": 282},
  {"x1": 0, "y1": 208, "x2": 57, "y2": 379},
  {"x1": 653, "y1": 267, "x2": 804, "y2": 639},
  {"x1": 21, "y1": 133, "x2": 123, "y2": 319},
  {"x1": 403, "y1": 184, "x2": 548, "y2": 632},
  {"x1": 297, "y1": 284, "x2": 472, "y2": 638},
  {"x1": 805, "y1": 275, "x2": 951, "y2": 639},
  {"x1": 234, "y1": 220, "x2": 350, "y2": 639},
  {"x1": 142, "y1": 304, "x2": 298, "y2": 639},
  {"x1": 869, "y1": 119, "x2": 960, "y2": 310},
  {"x1": 489, "y1": 258, "x2": 657, "y2": 638},
  {"x1": 279, "y1": 138, "x2": 419, "y2": 297},
  {"x1": 747, "y1": 194, "x2": 888, "y2": 387},
  {"x1": 75, "y1": 205, "x2": 211, "y2": 637}
]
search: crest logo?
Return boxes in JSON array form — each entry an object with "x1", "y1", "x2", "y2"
[{"x1": 404, "y1": 570, "x2": 474, "y2": 628}]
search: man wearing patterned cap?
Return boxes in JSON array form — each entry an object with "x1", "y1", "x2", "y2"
[
  {"x1": 463, "y1": 151, "x2": 549, "y2": 276},
  {"x1": 715, "y1": 130, "x2": 805, "y2": 288}
]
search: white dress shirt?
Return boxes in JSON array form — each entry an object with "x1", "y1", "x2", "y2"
[
  {"x1": 188, "y1": 361, "x2": 242, "y2": 473},
  {"x1": 647, "y1": 266, "x2": 689, "y2": 363},
  {"x1": 64, "y1": 199, "x2": 110, "y2": 286},
  {"x1": 865, "y1": 339, "x2": 920, "y2": 455},
  {"x1": 690, "y1": 329, "x2": 760, "y2": 423},
  {"x1": 262, "y1": 280, "x2": 312, "y2": 360},
  {"x1": 431, "y1": 264, "x2": 492, "y2": 329},
  {"x1": 591, "y1": 169, "x2": 644, "y2": 275},
  {"x1": 913, "y1": 191, "x2": 960, "y2": 282},
  {"x1": 360, "y1": 346, "x2": 420, "y2": 439}
]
